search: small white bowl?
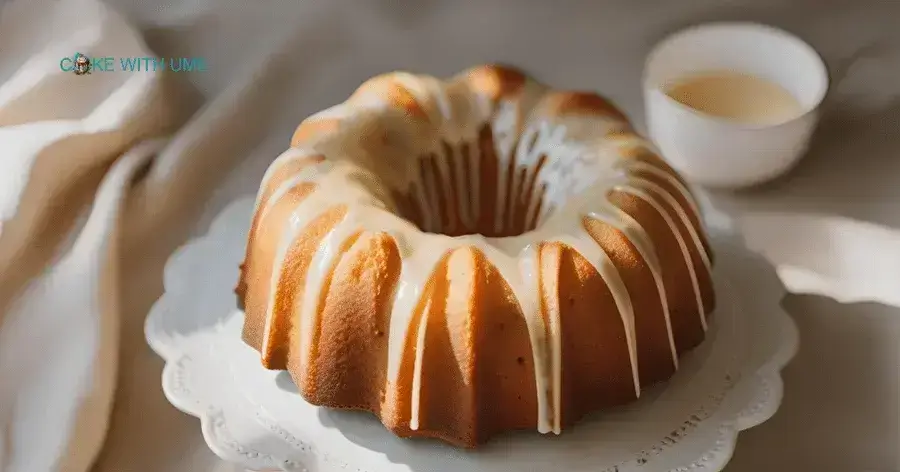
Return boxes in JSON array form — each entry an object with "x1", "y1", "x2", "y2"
[{"x1": 643, "y1": 22, "x2": 829, "y2": 189}]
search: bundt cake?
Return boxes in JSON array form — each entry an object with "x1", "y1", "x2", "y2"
[{"x1": 236, "y1": 64, "x2": 715, "y2": 448}]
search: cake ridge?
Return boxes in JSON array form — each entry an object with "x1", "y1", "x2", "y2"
[{"x1": 238, "y1": 64, "x2": 716, "y2": 448}]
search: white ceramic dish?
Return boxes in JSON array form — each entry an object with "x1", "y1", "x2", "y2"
[
  {"x1": 145, "y1": 196, "x2": 798, "y2": 472},
  {"x1": 643, "y1": 22, "x2": 829, "y2": 189}
]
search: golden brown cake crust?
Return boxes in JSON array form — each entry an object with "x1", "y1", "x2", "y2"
[{"x1": 237, "y1": 64, "x2": 715, "y2": 448}]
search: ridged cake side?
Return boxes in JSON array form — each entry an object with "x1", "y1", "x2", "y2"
[{"x1": 236, "y1": 65, "x2": 715, "y2": 448}]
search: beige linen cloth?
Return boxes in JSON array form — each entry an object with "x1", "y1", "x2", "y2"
[
  {"x1": 0, "y1": 0, "x2": 346, "y2": 467},
  {"x1": 0, "y1": 0, "x2": 283, "y2": 468},
  {"x1": 0, "y1": 1, "x2": 184, "y2": 470}
]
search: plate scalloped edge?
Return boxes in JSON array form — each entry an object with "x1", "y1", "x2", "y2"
[
  {"x1": 145, "y1": 198, "x2": 304, "y2": 471},
  {"x1": 145, "y1": 194, "x2": 799, "y2": 472},
  {"x1": 670, "y1": 188, "x2": 799, "y2": 471}
]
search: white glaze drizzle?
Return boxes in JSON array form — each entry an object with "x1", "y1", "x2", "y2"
[
  {"x1": 258, "y1": 162, "x2": 385, "y2": 356},
  {"x1": 409, "y1": 295, "x2": 431, "y2": 430},
  {"x1": 629, "y1": 177, "x2": 711, "y2": 272},
  {"x1": 586, "y1": 207, "x2": 679, "y2": 369},
  {"x1": 493, "y1": 99, "x2": 524, "y2": 233},
  {"x1": 252, "y1": 72, "x2": 713, "y2": 437},
  {"x1": 252, "y1": 147, "x2": 324, "y2": 216},
  {"x1": 613, "y1": 183, "x2": 709, "y2": 331},
  {"x1": 466, "y1": 132, "x2": 482, "y2": 228},
  {"x1": 449, "y1": 140, "x2": 474, "y2": 229},
  {"x1": 621, "y1": 160, "x2": 706, "y2": 234}
]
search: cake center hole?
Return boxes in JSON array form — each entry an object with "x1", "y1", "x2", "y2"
[{"x1": 384, "y1": 125, "x2": 573, "y2": 238}]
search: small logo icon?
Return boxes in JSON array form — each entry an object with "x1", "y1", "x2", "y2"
[{"x1": 73, "y1": 53, "x2": 91, "y2": 75}]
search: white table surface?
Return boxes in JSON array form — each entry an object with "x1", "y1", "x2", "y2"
[{"x1": 91, "y1": 1, "x2": 900, "y2": 470}]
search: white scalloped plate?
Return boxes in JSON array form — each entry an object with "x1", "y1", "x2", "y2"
[{"x1": 145, "y1": 195, "x2": 798, "y2": 472}]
